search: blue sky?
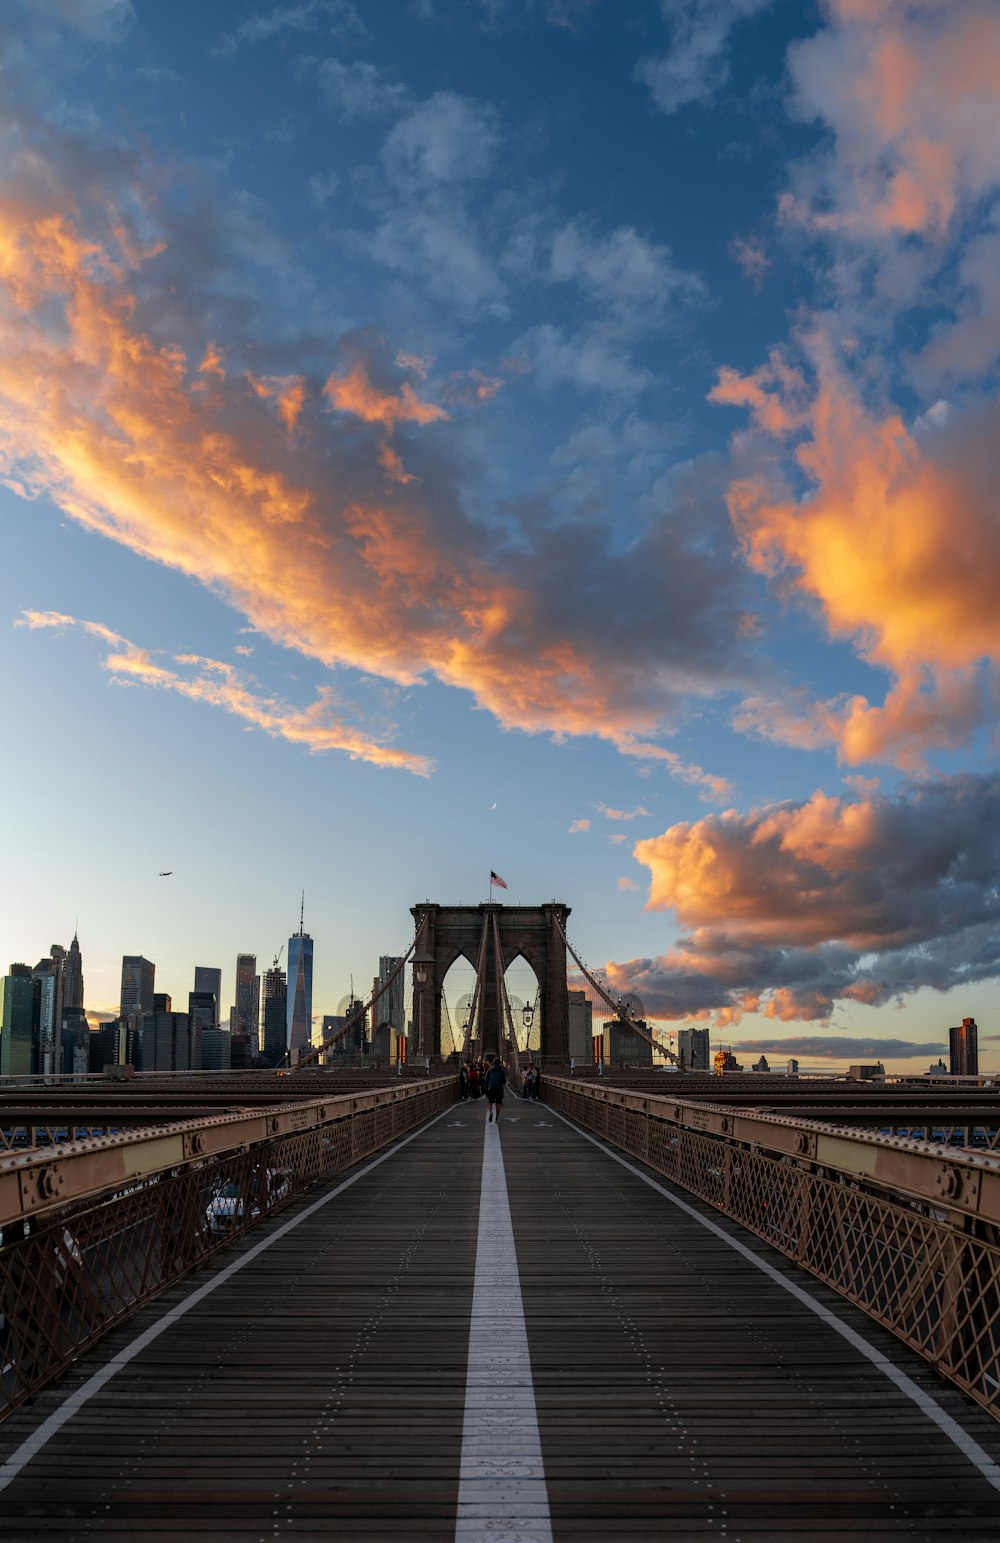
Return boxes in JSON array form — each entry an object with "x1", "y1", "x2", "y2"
[{"x1": 2, "y1": 0, "x2": 1000, "y2": 1071}]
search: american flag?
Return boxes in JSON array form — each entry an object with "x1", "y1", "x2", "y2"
[{"x1": 490, "y1": 870, "x2": 508, "y2": 890}]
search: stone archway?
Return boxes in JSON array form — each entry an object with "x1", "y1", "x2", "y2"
[{"x1": 409, "y1": 901, "x2": 571, "y2": 1064}]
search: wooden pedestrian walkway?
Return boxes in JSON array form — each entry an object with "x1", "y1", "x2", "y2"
[{"x1": 2, "y1": 1099, "x2": 1000, "y2": 1541}]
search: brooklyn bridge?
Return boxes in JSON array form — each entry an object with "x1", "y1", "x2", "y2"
[{"x1": 2, "y1": 900, "x2": 1000, "y2": 1540}]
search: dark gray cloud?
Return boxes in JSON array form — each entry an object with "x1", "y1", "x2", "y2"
[
  {"x1": 610, "y1": 771, "x2": 1000, "y2": 1020},
  {"x1": 729, "y1": 1037, "x2": 949, "y2": 1061}
]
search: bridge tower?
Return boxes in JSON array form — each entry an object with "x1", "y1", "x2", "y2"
[{"x1": 409, "y1": 901, "x2": 571, "y2": 1064}]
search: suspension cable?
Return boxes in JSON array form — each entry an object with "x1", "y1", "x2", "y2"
[
  {"x1": 492, "y1": 910, "x2": 523, "y2": 1082},
  {"x1": 295, "y1": 926, "x2": 421, "y2": 1070},
  {"x1": 461, "y1": 910, "x2": 491, "y2": 1060},
  {"x1": 553, "y1": 915, "x2": 681, "y2": 1069}
]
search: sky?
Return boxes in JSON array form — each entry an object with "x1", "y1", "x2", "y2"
[{"x1": 2, "y1": 0, "x2": 1000, "y2": 1073}]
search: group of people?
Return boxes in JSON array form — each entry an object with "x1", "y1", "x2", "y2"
[{"x1": 459, "y1": 1057, "x2": 542, "y2": 1120}]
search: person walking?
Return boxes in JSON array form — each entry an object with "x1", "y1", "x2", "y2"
[
  {"x1": 459, "y1": 1061, "x2": 471, "y2": 1100},
  {"x1": 484, "y1": 1056, "x2": 507, "y2": 1123}
]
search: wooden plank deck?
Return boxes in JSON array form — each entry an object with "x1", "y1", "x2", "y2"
[{"x1": 2, "y1": 1100, "x2": 1000, "y2": 1540}]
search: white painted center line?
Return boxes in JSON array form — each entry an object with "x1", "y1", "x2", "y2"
[{"x1": 456, "y1": 1120, "x2": 552, "y2": 1543}]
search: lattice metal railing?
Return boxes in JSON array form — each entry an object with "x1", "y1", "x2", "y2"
[
  {"x1": 547, "y1": 1078, "x2": 1000, "y2": 1423},
  {"x1": 0, "y1": 1079, "x2": 454, "y2": 1424}
]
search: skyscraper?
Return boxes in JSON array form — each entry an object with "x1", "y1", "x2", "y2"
[
  {"x1": 188, "y1": 989, "x2": 216, "y2": 1046},
  {"x1": 378, "y1": 956, "x2": 405, "y2": 1041},
  {"x1": 141, "y1": 997, "x2": 194, "y2": 1072},
  {"x1": 193, "y1": 966, "x2": 222, "y2": 1030},
  {"x1": 233, "y1": 953, "x2": 260, "y2": 1056},
  {"x1": 262, "y1": 960, "x2": 287, "y2": 1067},
  {"x1": 949, "y1": 1017, "x2": 979, "y2": 1077},
  {"x1": 63, "y1": 931, "x2": 84, "y2": 1011},
  {"x1": 286, "y1": 899, "x2": 313, "y2": 1059},
  {"x1": 0, "y1": 966, "x2": 36, "y2": 1075},
  {"x1": 607, "y1": 1016, "x2": 653, "y2": 1067},
  {"x1": 677, "y1": 1026, "x2": 711, "y2": 1071},
  {"x1": 120, "y1": 956, "x2": 155, "y2": 1030},
  {"x1": 33, "y1": 955, "x2": 65, "y2": 1076},
  {"x1": 567, "y1": 988, "x2": 593, "y2": 1062}
]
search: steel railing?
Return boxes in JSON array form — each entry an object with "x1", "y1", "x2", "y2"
[
  {"x1": 546, "y1": 1077, "x2": 1000, "y2": 1423},
  {"x1": 0, "y1": 1078, "x2": 455, "y2": 1423}
]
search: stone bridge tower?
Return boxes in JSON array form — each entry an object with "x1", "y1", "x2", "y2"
[{"x1": 408, "y1": 901, "x2": 571, "y2": 1064}]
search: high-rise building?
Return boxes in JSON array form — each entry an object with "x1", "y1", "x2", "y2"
[
  {"x1": 233, "y1": 954, "x2": 260, "y2": 1056},
  {"x1": 201, "y1": 1028, "x2": 232, "y2": 1071},
  {"x1": 120, "y1": 956, "x2": 155, "y2": 1031},
  {"x1": 141, "y1": 1002, "x2": 195, "y2": 1072},
  {"x1": 286, "y1": 901, "x2": 313, "y2": 1058},
  {"x1": 342, "y1": 998, "x2": 368, "y2": 1055},
  {"x1": 193, "y1": 967, "x2": 222, "y2": 1030},
  {"x1": 63, "y1": 931, "x2": 84, "y2": 1011},
  {"x1": 33, "y1": 956, "x2": 64, "y2": 1076},
  {"x1": 189, "y1": 990, "x2": 216, "y2": 1045},
  {"x1": 677, "y1": 1026, "x2": 710, "y2": 1071},
  {"x1": 321, "y1": 1014, "x2": 346, "y2": 1056},
  {"x1": 606, "y1": 1016, "x2": 653, "y2": 1067},
  {"x1": 89, "y1": 1020, "x2": 122, "y2": 1074},
  {"x1": 567, "y1": 988, "x2": 593, "y2": 1062},
  {"x1": 377, "y1": 954, "x2": 405, "y2": 1037},
  {"x1": 0, "y1": 965, "x2": 37, "y2": 1075},
  {"x1": 949, "y1": 1017, "x2": 979, "y2": 1077},
  {"x1": 262, "y1": 961, "x2": 287, "y2": 1067}
]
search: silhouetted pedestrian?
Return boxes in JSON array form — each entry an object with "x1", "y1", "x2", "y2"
[{"x1": 484, "y1": 1057, "x2": 507, "y2": 1123}]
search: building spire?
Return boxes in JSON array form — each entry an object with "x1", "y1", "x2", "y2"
[{"x1": 299, "y1": 890, "x2": 305, "y2": 937}]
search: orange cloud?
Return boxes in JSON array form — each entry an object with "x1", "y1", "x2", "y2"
[
  {"x1": 607, "y1": 771, "x2": 1000, "y2": 1023},
  {"x1": 785, "y1": 1, "x2": 1000, "y2": 243},
  {"x1": 708, "y1": 350, "x2": 809, "y2": 438},
  {"x1": 323, "y1": 360, "x2": 447, "y2": 428},
  {"x1": 249, "y1": 372, "x2": 307, "y2": 434},
  {"x1": 619, "y1": 740, "x2": 731, "y2": 802},
  {"x1": 0, "y1": 170, "x2": 743, "y2": 789},
  {"x1": 717, "y1": 330, "x2": 1000, "y2": 764},
  {"x1": 198, "y1": 342, "x2": 225, "y2": 379}
]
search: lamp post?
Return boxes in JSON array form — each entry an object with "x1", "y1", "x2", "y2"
[{"x1": 413, "y1": 950, "x2": 434, "y2": 1060}]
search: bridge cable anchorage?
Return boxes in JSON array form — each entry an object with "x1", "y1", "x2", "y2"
[
  {"x1": 295, "y1": 921, "x2": 423, "y2": 1069},
  {"x1": 553, "y1": 916, "x2": 681, "y2": 1069}
]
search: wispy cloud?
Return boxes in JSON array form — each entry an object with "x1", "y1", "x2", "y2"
[
  {"x1": 17, "y1": 612, "x2": 433, "y2": 774},
  {"x1": 568, "y1": 817, "x2": 590, "y2": 833},
  {"x1": 637, "y1": 0, "x2": 776, "y2": 116},
  {"x1": 599, "y1": 803, "x2": 652, "y2": 822},
  {"x1": 214, "y1": 1, "x2": 364, "y2": 58}
]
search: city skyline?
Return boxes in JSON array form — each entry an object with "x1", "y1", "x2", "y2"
[{"x1": 3, "y1": 2, "x2": 1000, "y2": 1076}]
